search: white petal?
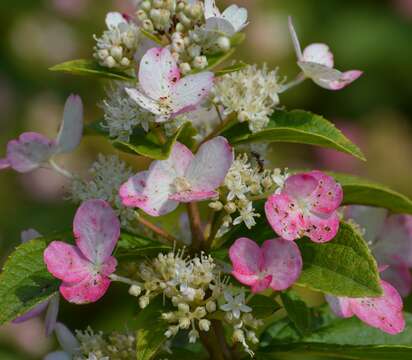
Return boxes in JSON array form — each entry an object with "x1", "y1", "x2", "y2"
[
  {"x1": 138, "y1": 47, "x2": 180, "y2": 100},
  {"x1": 303, "y1": 43, "x2": 334, "y2": 68},
  {"x1": 204, "y1": 0, "x2": 221, "y2": 18},
  {"x1": 221, "y1": 5, "x2": 248, "y2": 33},
  {"x1": 298, "y1": 61, "x2": 341, "y2": 88},
  {"x1": 125, "y1": 88, "x2": 163, "y2": 115},
  {"x1": 170, "y1": 71, "x2": 214, "y2": 115},
  {"x1": 54, "y1": 322, "x2": 80, "y2": 355},
  {"x1": 288, "y1": 16, "x2": 303, "y2": 60},
  {"x1": 106, "y1": 12, "x2": 127, "y2": 29},
  {"x1": 56, "y1": 95, "x2": 83, "y2": 154},
  {"x1": 21, "y1": 228, "x2": 41, "y2": 243},
  {"x1": 205, "y1": 18, "x2": 236, "y2": 36}
]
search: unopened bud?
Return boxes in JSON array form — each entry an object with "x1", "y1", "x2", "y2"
[
  {"x1": 128, "y1": 284, "x2": 142, "y2": 297},
  {"x1": 193, "y1": 55, "x2": 208, "y2": 69},
  {"x1": 209, "y1": 201, "x2": 223, "y2": 211},
  {"x1": 224, "y1": 202, "x2": 237, "y2": 214},
  {"x1": 217, "y1": 36, "x2": 231, "y2": 52},
  {"x1": 179, "y1": 62, "x2": 192, "y2": 75},
  {"x1": 104, "y1": 56, "x2": 116, "y2": 68},
  {"x1": 206, "y1": 301, "x2": 216, "y2": 313},
  {"x1": 199, "y1": 319, "x2": 211, "y2": 331}
]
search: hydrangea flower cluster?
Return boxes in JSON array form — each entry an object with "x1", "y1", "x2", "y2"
[{"x1": 1, "y1": 1, "x2": 411, "y2": 360}]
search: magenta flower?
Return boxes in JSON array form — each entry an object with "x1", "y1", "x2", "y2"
[
  {"x1": 0, "y1": 95, "x2": 83, "y2": 173},
  {"x1": 44, "y1": 200, "x2": 120, "y2": 304},
  {"x1": 265, "y1": 171, "x2": 343, "y2": 243},
  {"x1": 229, "y1": 237, "x2": 302, "y2": 293},
  {"x1": 288, "y1": 17, "x2": 363, "y2": 90},
  {"x1": 346, "y1": 206, "x2": 412, "y2": 297},
  {"x1": 326, "y1": 278, "x2": 405, "y2": 335},
  {"x1": 119, "y1": 137, "x2": 233, "y2": 217},
  {"x1": 125, "y1": 47, "x2": 214, "y2": 123}
]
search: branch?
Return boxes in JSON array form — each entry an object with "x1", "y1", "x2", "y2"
[
  {"x1": 187, "y1": 203, "x2": 205, "y2": 251},
  {"x1": 135, "y1": 212, "x2": 179, "y2": 245}
]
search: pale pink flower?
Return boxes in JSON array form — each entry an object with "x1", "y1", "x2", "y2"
[
  {"x1": 288, "y1": 17, "x2": 363, "y2": 90},
  {"x1": 0, "y1": 95, "x2": 83, "y2": 173},
  {"x1": 204, "y1": 0, "x2": 248, "y2": 36},
  {"x1": 346, "y1": 206, "x2": 412, "y2": 297},
  {"x1": 44, "y1": 200, "x2": 120, "y2": 304},
  {"x1": 120, "y1": 137, "x2": 233, "y2": 216},
  {"x1": 265, "y1": 171, "x2": 343, "y2": 243},
  {"x1": 125, "y1": 47, "x2": 214, "y2": 122},
  {"x1": 229, "y1": 237, "x2": 302, "y2": 293},
  {"x1": 326, "y1": 278, "x2": 405, "y2": 335}
]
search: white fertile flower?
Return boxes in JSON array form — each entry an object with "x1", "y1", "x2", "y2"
[
  {"x1": 94, "y1": 12, "x2": 140, "y2": 69},
  {"x1": 213, "y1": 64, "x2": 282, "y2": 133},
  {"x1": 101, "y1": 82, "x2": 155, "y2": 141},
  {"x1": 220, "y1": 289, "x2": 252, "y2": 319}
]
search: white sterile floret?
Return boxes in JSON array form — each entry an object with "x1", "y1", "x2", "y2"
[
  {"x1": 69, "y1": 155, "x2": 134, "y2": 226},
  {"x1": 101, "y1": 82, "x2": 155, "y2": 141},
  {"x1": 94, "y1": 12, "x2": 140, "y2": 69},
  {"x1": 213, "y1": 64, "x2": 282, "y2": 133},
  {"x1": 220, "y1": 289, "x2": 252, "y2": 319}
]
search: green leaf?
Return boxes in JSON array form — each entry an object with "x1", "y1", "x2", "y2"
[
  {"x1": 205, "y1": 48, "x2": 236, "y2": 71},
  {"x1": 248, "y1": 294, "x2": 281, "y2": 319},
  {"x1": 259, "y1": 312, "x2": 412, "y2": 359},
  {"x1": 332, "y1": 172, "x2": 412, "y2": 214},
  {"x1": 222, "y1": 110, "x2": 366, "y2": 161},
  {"x1": 86, "y1": 121, "x2": 193, "y2": 160},
  {"x1": 135, "y1": 297, "x2": 169, "y2": 360},
  {"x1": 0, "y1": 239, "x2": 59, "y2": 325},
  {"x1": 280, "y1": 291, "x2": 314, "y2": 336},
  {"x1": 115, "y1": 232, "x2": 171, "y2": 259},
  {"x1": 215, "y1": 61, "x2": 248, "y2": 76},
  {"x1": 296, "y1": 222, "x2": 381, "y2": 297},
  {"x1": 49, "y1": 59, "x2": 135, "y2": 81},
  {"x1": 139, "y1": 29, "x2": 164, "y2": 45}
]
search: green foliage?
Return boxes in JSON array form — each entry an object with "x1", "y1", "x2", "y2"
[
  {"x1": 259, "y1": 312, "x2": 412, "y2": 359},
  {"x1": 0, "y1": 239, "x2": 59, "y2": 325},
  {"x1": 296, "y1": 222, "x2": 382, "y2": 297},
  {"x1": 115, "y1": 232, "x2": 171, "y2": 259},
  {"x1": 215, "y1": 61, "x2": 248, "y2": 76},
  {"x1": 280, "y1": 291, "x2": 314, "y2": 336},
  {"x1": 248, "y1": 294, "x2": 281, "y2": 319},
  {"x1": 332, "y1": 172, "x2": 412, "y2": 214},
  {"x1": 49, "y1": 59, "x2": 135, "y2": 81},
  {"x1": 135, "y1": 297, "x2": 170, "y2": 360},
  {"x1": 85, "y1": 121, "x2": 195, "y2": 160},
  {"x1": 222, "y1": 110, "x2": 366, "y2": 161}
]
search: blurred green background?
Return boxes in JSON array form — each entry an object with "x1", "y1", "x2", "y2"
[{"x1": 0, "y1": 0, "x2": 411, "y2": 358}]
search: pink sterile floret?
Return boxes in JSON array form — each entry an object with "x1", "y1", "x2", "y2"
[
  {"x1": 288, "y1": 16, "x2": 363, "y2": 91},
  {"x1": 119, "y1": 136, "x2": 234, "y2": 217},
  {"x1": 0, "y1": 94, "x2": 83, "y2": 173},
  {"x1": 326, "y1": 279, "x2": 405, "y2": 335},
  {"x1": 229, "y1": 237, "x2": 302, "y2": 293},
  {"x1": 265, "y1": 170, "x2": 343, "y2": 243},
  {"x1": 44, "y1": 199, "x2": 120, "y2": 304},
  {"x1": 125, "y1": 47, "x2": 214, "y2": 122}
]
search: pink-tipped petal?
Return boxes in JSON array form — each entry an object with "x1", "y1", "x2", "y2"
[
  {"x1": 265, "y1": 194, "x2": 305, "y2": 241},
  {"x1": 21, "y1": 228, "x2": 42, "y2": 243},
  {"x1": 304, "y1": 211, "x2": 340, "y2": 243},
  {"x1": 380, "y1": 265, "x2": 412, "y2": 298},
  {"x1": 139, "y1": 47, "x2": 180, "y2": 100},
  {"x1": 328, "y1": 70, "x2": 363, "y2": 90},
  {"x1": 0, "y1": 158, "x2": 10, "y2": 170},
  {"x1": 45, "y1": 295, "x2": 60, "y2": 336},
  {"x1": 56, "y1": 95, "x2": 83, "y2": 154},
  {"x1": 250, "y1": 276, "x2": 272, "y2": 294},
  {"x1": 229, "y1": 237, "x2": 263, "y2": 287},
  {"x1": 7, "y1": 132, "x2": 56, "y2": 173},
  {"x1": 73, "y1": 200, "x2": 120, "y2": 264},
  {"x1": 350, "y1": 280, "x2": 405, "y2": 335},
  {"x1": 169, "y1": 190, "x2": 218, "y2": 202},
  {"x1": 12, "y1": 301, "x2": 49, "y2": 324},
  {"x1": 185, "y1": 136, "x2": 233, "y2": 193},
  {"x1": 171, "y1": 71, "x2": 214, "y2": 115},
  {"x1": 303, "y1": 43, "x2": 334, "y2": 68},
  {"x1": 262, "y1": 238, "x2": 302, "y2": 290},
  {"x1": 307, "y1": 171, "x2": 343, "y2": 214},
  {"x1": 59, "y1": 273, "x2": 112, "y2": 304},
  {"x1": 282, "y1": 173, "x2": 318, "y2": 200},
  {"x1": 44, "y1": 241, "x2": 90, "y2": 282},
  {"x1": 325, "y1": 295, "x2": 354, "y2": 318}
]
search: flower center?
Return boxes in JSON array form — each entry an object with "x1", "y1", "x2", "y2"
[{"x1": 173, "y1": 176, "x2": 192, "y2": 193}]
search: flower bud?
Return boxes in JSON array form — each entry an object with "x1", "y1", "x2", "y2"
[
  {"x1": 110, "y1": 46, "x2": 123, "y2": 61},
  {"x1": 193, "y1": 306, "x2": 207, "y2": 318},
  {"x1": 120, "y1": 58, "x2": 131, "y2": 67},
  {"x1": 153, "y1": 0, "x2": 164, "y2": 9},
  {"x1": 136, "y1": 9, "x2": 148, "y2": 21},
  {"x1": 224, "y1": 202, "x2": 237, "y2": 214},
  {"x1": 140, "y1": 1, "x2": 151, "y2": 12},
  {"x1": 188, "y1": 329, "x2": 199, "y2": 343},
  {"x1": 178, "y1": 303, "x2": 190, "y2": 313},
  {"x1": 142, "y1": 19, "x2": 154, "y2": 32},
  {"x1": 179, "y1": 62, "x2": 192, "y2": 75},
  {"x1": 176, "y1": 22, "x2": 185, "y2": 32},
  {"x1": 139, "y1": 295, "x2": 150, "y2": 309},
  {"x1": 233, "y1": 329, "x2": 245, "y2": 343},
  {"x1": 104, "y1": 56, "x2": 116, "y2": 68},
  {"x1": 128, "y1": 284, "x2": 142, "y2": 297},
  {"x1": 165, "y1": 325, "x2": 179, "y2": 338},
  {"x1": 206, "y1": 301, "x2": 216, "y2": 313},
  {"x1": 209, "y1": 201, "x2": 223, "y2": 211},
  {"x1": 97, "y1": 49, "x2": 109, "y2": 60},
  {"x1": 217, "y1": 36, "x2": 231, "y2": 52},
  {"x1": 199, "y1": 319, "x2": 211, "y2": 331},
  {"x1": 179, "y1": 317, "x2": 191, "y2": 329},
  {"x1": 193, "y1": 56, "x2": 208, "y2": 70}
]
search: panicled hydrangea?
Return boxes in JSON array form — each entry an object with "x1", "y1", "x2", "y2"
[
  {"x1": 209, "y1": 153, "x2": 287, "y2": 236},
  {"x1": 212, "y1": 64, "x2": 282, "y2": 132},
  {"x1": 94, "y1": 13, "x2": 141, "y2": 69},
  {"x1": 69, "y1": 155, "x2": 135, "y2": 226},
  {"x1": 101, "y1": 82, "x2": 155, "y2": 141},
  {"x1": 126, "y1": 249, "x2": 261, "y2": 353},
  {"x1": 75, "y1": 328, "x2": 136, "y2": 360}
]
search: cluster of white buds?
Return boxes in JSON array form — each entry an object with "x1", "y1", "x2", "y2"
[
  {"x1": 220, "y1": 288, "x2": 262, "y2": 357},
  {"x1": 69, "y1": 155, "x2": 136, "y2": 227},
  {"x1": 75, "y1": 327, "x2": 136, "y2": 360},
  {"x1": 210, "y1": 154, "x2": 287, "y2": 236},
  {"x1": 128, "y1": 249, "x2": 227, "y2": 344},
  {"x1": 101, "y1": 81, "x2": 155, "y2": 141},
  {"x1": 136, "y1": 0, "x2": 178, "y2": 33},
  {"x1": 94, "y1": 16, "x2": 140, "y2": 69},
  {"x1": 212, "y1": 64, "x2": 283, "y2": 132}
]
